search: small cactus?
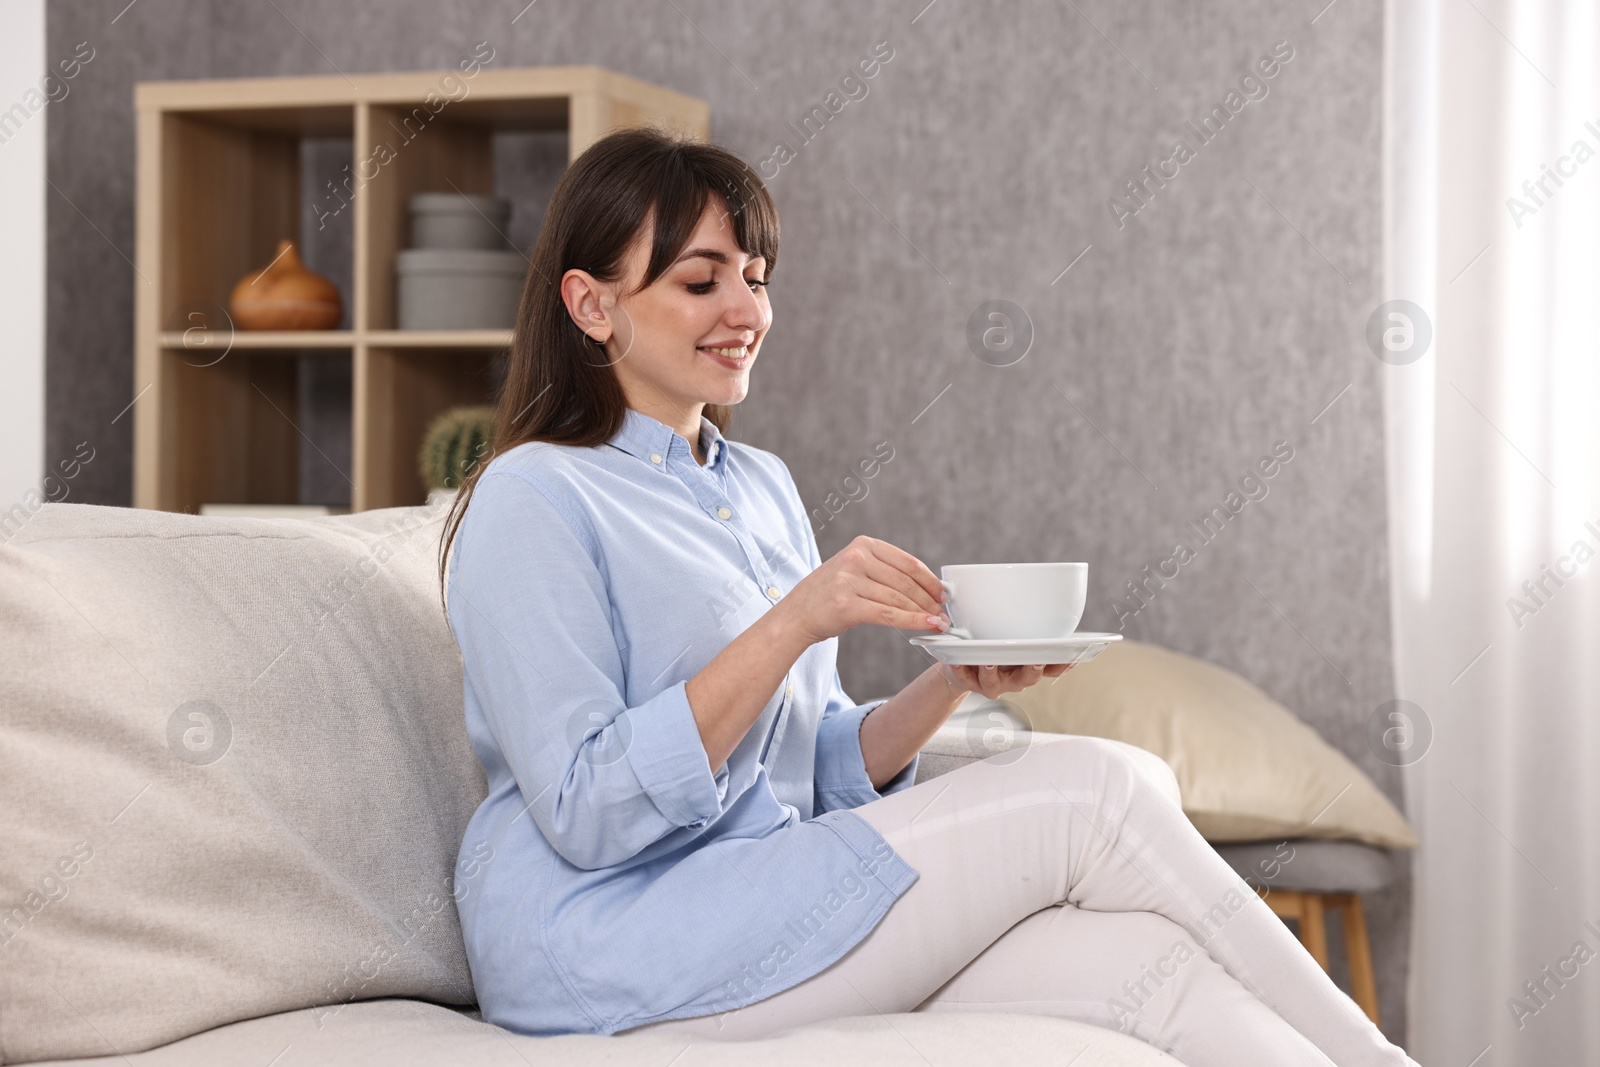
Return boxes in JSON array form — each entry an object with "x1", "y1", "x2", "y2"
[{"x1": 419, "y1": 406, "x2": 496, "y2": 490}]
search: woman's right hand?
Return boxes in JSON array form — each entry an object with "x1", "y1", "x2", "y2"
[{"x1": 776, "y1": 535, "x2": 949, "y2": 645}]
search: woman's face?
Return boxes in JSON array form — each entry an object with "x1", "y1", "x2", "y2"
[{"x1": 563, "y1": 195, "x2": 772, "y2": 426}]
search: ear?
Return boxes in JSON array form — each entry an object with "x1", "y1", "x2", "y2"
[{"x1": 560, "y1": 268, "x2": 615, "y2": 343}]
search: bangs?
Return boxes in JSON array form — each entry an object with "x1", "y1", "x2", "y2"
[{"x1": 631, "y1": 151, "x2": 781, "y2": 292}]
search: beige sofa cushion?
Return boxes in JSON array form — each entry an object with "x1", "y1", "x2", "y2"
[
  {"x1": 0, "y1": 501, "x2": 487, "y2": 1064},
  {"x1": 22, "y1": 997, "x2": 1183, "y2": 1066},
  {"x1": 991, "y1": 641, "x2": 1416, "y2": 849}
]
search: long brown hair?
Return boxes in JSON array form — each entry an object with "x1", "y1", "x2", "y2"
[{"x1": 436, "y1": 125, "x2": 781, "y2": 614}]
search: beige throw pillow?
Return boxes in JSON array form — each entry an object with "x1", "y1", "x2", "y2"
[
  {"x1": 0, "y1": 501, "x2": 487, "y2": 1064},
  {"x1": 994, "y1": 640, "x2": 1416, "y2": 849}
]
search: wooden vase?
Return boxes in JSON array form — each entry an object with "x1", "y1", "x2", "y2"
[{"x1": 228, "y1": 239, "x2": 342, "y2": 331}]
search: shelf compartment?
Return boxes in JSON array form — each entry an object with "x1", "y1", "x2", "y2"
[
  {"x1": 355, "y1": 102, "x2": 498, "y2": 334},
  {"x1": 354, "y1": 345, "x2": 503, "y2": 511},
  {"x1": 156, "y1": 347, "x2": 354, "y2": 514},
  {"x1": 159, "y1": 113, "x2": 302, "y2": 332}
]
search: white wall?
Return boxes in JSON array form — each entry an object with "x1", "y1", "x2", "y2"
[{"x1": 0, "y1": 0, "x2": 46, "y2": 509}]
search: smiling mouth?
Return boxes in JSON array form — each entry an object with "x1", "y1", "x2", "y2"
[{"x1": 699, "y1": 345, "x2": 751, "y2": 366}]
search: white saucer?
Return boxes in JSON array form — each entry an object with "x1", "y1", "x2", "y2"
[{"x1": 908, "y1": 631, "x2": 1122, "y2": 666}]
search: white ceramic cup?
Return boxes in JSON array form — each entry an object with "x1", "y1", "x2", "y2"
[{"x1": 938, "y1": 563, "x2": 1087, "y2": 640}]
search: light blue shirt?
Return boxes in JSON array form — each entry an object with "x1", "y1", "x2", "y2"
[{"x1": 446, "y1": 406, "x2": 921, "y2": 1035}]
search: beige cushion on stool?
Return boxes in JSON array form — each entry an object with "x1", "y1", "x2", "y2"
[{"x1": 966, "y1": 642, "x2": 1417, "y2": 849}]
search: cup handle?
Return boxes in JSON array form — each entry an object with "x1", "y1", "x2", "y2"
[{"x1": 938, "y1": 579, "x2": 973, "y2": 639}]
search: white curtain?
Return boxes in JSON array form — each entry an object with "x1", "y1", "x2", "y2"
[{"x1": 1385, "y1": 0, "x2": 1600, "y2": 1061}]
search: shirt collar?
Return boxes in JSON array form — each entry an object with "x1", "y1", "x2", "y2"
[{"x1": 609, "y1": 407, "x2": 728, "y2": 473}]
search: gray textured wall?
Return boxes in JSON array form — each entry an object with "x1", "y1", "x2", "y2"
[{"x1": 46, "y1": 0, "x2": 1406, "y2": 1044}]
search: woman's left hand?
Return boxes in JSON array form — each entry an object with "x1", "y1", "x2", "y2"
[{"x1": 940, "y1": 662, "x2": 1075, "y2": 700}]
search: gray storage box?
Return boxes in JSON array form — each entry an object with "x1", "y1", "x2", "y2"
[
  {"x1": 408, "y1": 192, "x2": 511, "y2": 249},
  {"x1": 395, "y1": 248, "x2": 525, "y2": 330}
]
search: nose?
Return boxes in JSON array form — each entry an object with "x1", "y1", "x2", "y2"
[{"x1": 726, "y1": 280, "x2": 768, "y2": 337}]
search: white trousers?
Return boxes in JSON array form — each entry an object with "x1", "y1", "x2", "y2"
[{"x1": 623, "y1": 736, "x2": 1419, "y2": 1067}]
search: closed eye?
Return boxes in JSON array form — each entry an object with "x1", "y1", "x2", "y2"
[{"x1": 688, "y1": 278, "x2": 769, "y2": 295}]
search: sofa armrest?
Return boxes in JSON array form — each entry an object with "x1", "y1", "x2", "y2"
[{"x1": 915, "y1": 722, "x2": 1183, "y2": 809}]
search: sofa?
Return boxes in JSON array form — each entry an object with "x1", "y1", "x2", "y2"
[{"x1": 0, "y1": 498, "x2": 1185, "y2": 1066}]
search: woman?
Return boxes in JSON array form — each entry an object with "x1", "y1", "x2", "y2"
[{"x1": 439, "y1": 127, "x2": 1418, "y2": 1066}]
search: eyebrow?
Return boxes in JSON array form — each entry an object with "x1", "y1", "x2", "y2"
[{"x1": 672, "y1": 247, "x2": 766, "y2": 268}]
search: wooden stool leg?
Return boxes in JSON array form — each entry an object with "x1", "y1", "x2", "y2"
[
  {"x1": 1335, "y1": 892, "x2": 1381, "y2": 1026},
  {"x1": 1257, "y1": 887, "x2": 1379, "y2": 1023},
  {"x1": 1260, "y1": 889, "x2": 1316, "y2": 953},
  {"x1": 1298, "y1": 892, "x2": 1330, "y2": 970}
]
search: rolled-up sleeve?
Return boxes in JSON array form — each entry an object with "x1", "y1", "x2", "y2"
[
  {"x1": 448, "y1": 469, "x2": 724, "y2": 870},
  {"x1": 813, "y1": 670, "x2": 919, "y2": 813}
]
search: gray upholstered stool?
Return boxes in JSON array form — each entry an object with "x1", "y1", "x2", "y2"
[{"x1": 1211, "y1": 839, "x2": 1396, "y2": 1025}]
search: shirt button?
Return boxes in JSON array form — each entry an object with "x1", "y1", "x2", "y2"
[
  {"x1": 785, "y1": 682, "x2": 793, "y2": 698},
  {"x1": 716, "y1": 506, "x2": 732, "y2": 520},
  {"x1": 766, "y1": 585, "x2": 781, "y2": 600},
  {"x1": 649, "y1": 453, "x2": 663, "y2": 464}
]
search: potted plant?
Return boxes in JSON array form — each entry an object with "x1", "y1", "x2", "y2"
[{"x1": 419, "y1": 406, "x2": 495, "y2": 507}]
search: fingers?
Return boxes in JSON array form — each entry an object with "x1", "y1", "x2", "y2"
[
  {"x1": 1009, "y1": 664, "x2": 1046, "y2": 691},
  {"x1": 954, "y1": 663, "x2": 1048, "y2": 699},
  {"x1": 943, "y1": 662, "x2": 1080, "y2": 700},
  {"x1": 859, "y1": 537, "x2": 945, "y2": 610},
  {"x1": 839, "y1": 571, "x2": 943, "y2": 632},
  {"x1": 859, "y1": 551, "x2": 944, "y2": 616},
  {"x1": 948, "y1": 665, "x2": 987, "y2": 694}
]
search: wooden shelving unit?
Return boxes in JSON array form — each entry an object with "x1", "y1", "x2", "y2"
[{"x1": 133, "y1": 67, "x2": 709, "y2": 513}]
